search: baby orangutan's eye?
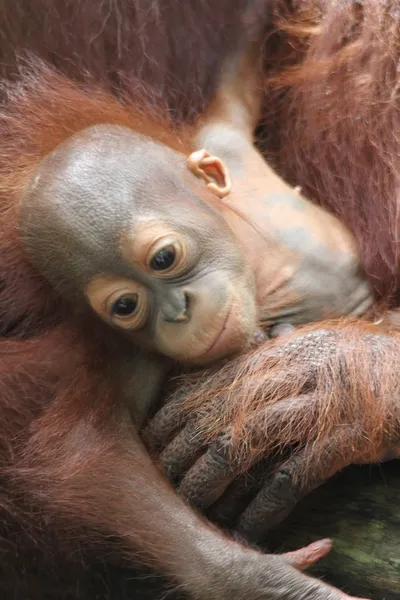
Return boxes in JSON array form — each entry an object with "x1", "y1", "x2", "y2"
[
  {"x1": 111, "y1": 294, "x2": 138, "y2": 317},
  {"x1": 141, "y1": 231, "x2": 192, "y2": 278},
  {"x1": 146, "y1": 236, "x2": 189, "y2": 277},
  {"x1": 86, "y1": 276, "x2": 148, "y2": 330},
  {"x1": 150, "y1": 245, "x2": 176, "y2": 271},
  {"x1": 107, "y1": 288, "x2": 148, "y2": 329}
]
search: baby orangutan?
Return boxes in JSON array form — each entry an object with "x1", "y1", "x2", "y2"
[{"x1": 11, "y1": 29, "x2": 371, "y2": 600}]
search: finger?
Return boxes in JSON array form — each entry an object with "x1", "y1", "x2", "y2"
[
  {"x1": 178, "y1": 437, "x2": 234, "y2": 509},
  {"x1": 207, "y1": 456, "x2": 280, "y2": 527},
  {"x1": 176, "y1": 395, "x2": 312, "y2": 511},
  {"x1": 238, "y1": 428, "x2": 358, "y2": 542},
  {"x1": 269, "y1": 323, "x2": 296, "y2": 338},
  {"x1": 228, "y1": 394, "x2": 316, "y2": 458},
  {"x1": 178, "y1": 433, "x2": 261, "y2": 510},
  {"x1": 237, "y1": 456, "x2": 305, "y2": 541},
  {"x1": 160, "y1": 424, "x2": 206, "y2": 483},
  {"x1": 265, "y1": 553, "x2": 369, "y2": 600},
  {"x1": 281, "y1": 538, "x2": 332, "y2": 570},
  {"x1": 142, "y1": 390, "x2": 189, "y2": 453},
  {"x1": 207, "y1": 461, "x2": 266, "y2": 526}
]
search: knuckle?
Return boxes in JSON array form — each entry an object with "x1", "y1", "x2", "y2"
[
  {"x1": 263, "y1": 466, "x2": 301, "y2": 504},
  {"x1": 209, "y1": 433, "x2": 234, "y2": 469}
]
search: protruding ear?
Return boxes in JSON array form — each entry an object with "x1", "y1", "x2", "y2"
[{"x1": 187, "y1": 149, "x2": 231, "y2": 198}]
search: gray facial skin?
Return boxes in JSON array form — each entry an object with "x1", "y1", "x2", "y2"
[{"x1": 19, "y1": 125, "x2": 258, "y2": 366}]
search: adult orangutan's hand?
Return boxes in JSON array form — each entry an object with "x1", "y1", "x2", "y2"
[{"x1": 144, "y1": 321, "x2": 400, "y2": 542}]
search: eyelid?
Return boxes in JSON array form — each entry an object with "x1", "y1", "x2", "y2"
[
  {"x1": 85, "y1": 277, "x2": 149, "y2": 330},
  {"x1": 106, "y1": 290, "x2": 138, "y2": 317},
  {"x1": 146, "y1": 235, "x2": 188, "y2": 277},
  {"x1": 146, "y1": 236, "x2": 178, "y2": 263},
  {"x1": 106, "y1": 288, "x2": 148, "y2": 329}
]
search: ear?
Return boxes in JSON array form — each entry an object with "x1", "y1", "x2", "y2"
[{"x1": 187, "y1": 149, "x2": 231, "y2": 198}]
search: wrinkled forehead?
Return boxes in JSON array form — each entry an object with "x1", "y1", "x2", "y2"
[
  {"x1": 28, "y1": 124, "x2": 226, "y2": 232},
  {"x1": 19, "y1": 124, "x2": 234, "y2": 292}
]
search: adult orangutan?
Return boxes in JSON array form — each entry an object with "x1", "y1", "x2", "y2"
[
  {"x1": 148, "y1": 0, "x2": 400, "y2": 545},
  {"x1": 0, "y1": 12, "x2": 372, "y2": 600}
]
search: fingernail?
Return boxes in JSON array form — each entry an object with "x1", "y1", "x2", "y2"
[{"x1": 310, "y1": 538, "x2": 332, "y2": 551}]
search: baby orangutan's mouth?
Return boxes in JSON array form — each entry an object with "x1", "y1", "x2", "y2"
[{"x1": 205, "y1": 304, "x2": 233, "y2": 356}]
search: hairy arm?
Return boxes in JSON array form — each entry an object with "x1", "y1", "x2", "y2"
[
  {"x1": 18, "y1": 365, "x2": 365, "y2": 600},
  {"x1": 145, "y1": 319, "x2": 400, "y2": 541}
]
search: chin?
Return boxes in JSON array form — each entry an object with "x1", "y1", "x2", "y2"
[{"x1": 195, "y1": 324, "x2": 254, "y2": 366}]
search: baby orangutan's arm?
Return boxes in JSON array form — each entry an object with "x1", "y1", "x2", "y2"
[{"x1": 144, "y1": 319, "x2": 400, "y2": 542}]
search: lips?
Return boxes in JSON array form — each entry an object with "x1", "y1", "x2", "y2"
[{"x1": 205, "y1": 303, "x2": 233, "y2": 356}]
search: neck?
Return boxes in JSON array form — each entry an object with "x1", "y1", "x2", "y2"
[{"x1": 196, "y1": 121, "x2": 359, "y2": 288}]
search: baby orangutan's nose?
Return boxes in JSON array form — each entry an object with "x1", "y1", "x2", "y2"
[{"x1": 161, "y1": 292, "x2": 190, "y2": 323}]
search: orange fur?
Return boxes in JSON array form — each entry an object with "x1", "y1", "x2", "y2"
[{"x1": 168, "y1": 320, "x2": 400, "y2": 476}]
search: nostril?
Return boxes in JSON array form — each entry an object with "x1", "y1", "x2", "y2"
[
  {"x1": 161, "y1": 292, "x2": 192, "y2": 323},
  {"x1": 183, "y1": 292, "x2": 193, "y2": 320},
  {"x1": 184, "y1": 292, "x2": 189, "y2": 311}
]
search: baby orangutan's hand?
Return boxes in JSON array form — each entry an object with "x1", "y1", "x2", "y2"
[{"x1": 144, "y1": 321, "x2": 400, "y2": 542}]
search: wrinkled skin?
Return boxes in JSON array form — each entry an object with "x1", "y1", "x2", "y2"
[{"x1": 145, "y1": 322, "x2": 400, "y2": 542}]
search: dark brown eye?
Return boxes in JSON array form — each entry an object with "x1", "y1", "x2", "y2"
[
  {"x1": 150, "y1": 245, "x2": 176, "y2": 271},
  {"x1": 111, "y1": 294, "x2": 138, "y2": 317}
]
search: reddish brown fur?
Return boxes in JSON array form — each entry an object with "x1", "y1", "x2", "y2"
[
  {"x1": 0, "y1": 1, "x2": 399, "y2": 598},
  {"x1": 0, "y1": 69, "x2": 176, "y2": 600},
  {"x1": 0, "y1": 0, "x2": 255, "y2": 119},
  {"x1": 0, "y1": 63, "x2": 191, "y2": 481},
  {"x1": 168, "y1": 319, "x2": 400, "y2": 480}
]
